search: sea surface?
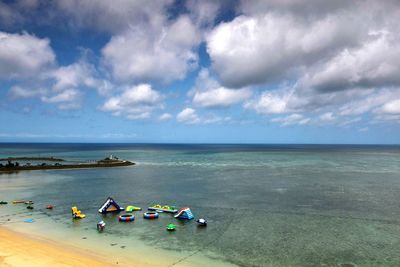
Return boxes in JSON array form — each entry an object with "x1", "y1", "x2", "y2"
[{"x1": 1, "y1": 143, "x2": 400, "y2": 267}]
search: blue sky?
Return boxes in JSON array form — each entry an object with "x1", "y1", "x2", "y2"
[{"x1": 0, "y1": 0, "x2": 399, "y2": 144}]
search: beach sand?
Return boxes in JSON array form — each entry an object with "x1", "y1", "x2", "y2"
[{"x1": 0, "y1": 227, "x2": 120, "y2": 267}]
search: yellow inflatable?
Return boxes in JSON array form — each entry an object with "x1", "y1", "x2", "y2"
[{"x1": 71, "y1": 206, "x2": 86, "y2": 219}]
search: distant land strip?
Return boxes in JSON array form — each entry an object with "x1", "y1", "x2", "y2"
[
  {"x1": 0, "y1": 157, "x2": 65, "y2": 161},
  {"x1": 0, "y1": 157, "x2": 135, "y2": 173}
]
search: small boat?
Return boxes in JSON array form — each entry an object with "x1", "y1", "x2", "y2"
[
  {"x1": 97, "y1": 221, "x2": 106, "y2": 232},
  {"x1": 26, "y1": 205, "x2": 34, "y2": 210},
  {"x1": 119, "y1": 214, "x2": 135, "y2": 222},
  {"x1": 12, "y1": 200, "x2": 25, "y2": 204},
  {"x1": 46, "y1": 205, "x2": 54, "y2": 209},
  {"x1": 125, "y1": 205, "x2": 142, "y2": 212},
  {"x1": 166, "y1": 223, "x2": 176, "y2": 231},
  {"x1": 196, "y1": 218, "x2": 207, "y2": 226},
  {"x1": 0, "y1": 201, "x2": 7, "y2": 205},
  {"x1": 148, "y1": 204, "x2": 177, "y2": 213},
  {"x1": 143, "y1": 212, "x2": 159, "y2": 219},
  {"x1": 24, "y1": 201, "x2": 34, "y2": 205}
]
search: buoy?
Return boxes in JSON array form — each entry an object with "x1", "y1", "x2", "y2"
[{"x1": 46, "y1": 205, "x2": 54, "y2": 209}]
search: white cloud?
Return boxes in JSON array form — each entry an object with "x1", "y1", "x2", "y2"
[
  {"x1": 55, "y1": 0, "x2": 173, "y2": 34},
  {"x1": 177, "y1": 108, "x2": 200, "y2": 124},
  {"x1": 102, "y1": 15, "x2": 200, "y2": 83},
  {"x1": 190, "y1": 69, "x2": 252, "y2": 108},
  {"x1": 319, "y1": 112, "x2": 336, "y2": 122},
  {"x1": 8, "y1": 86, "x2": 45, "y2": 99},
  {"x1": 101, "y1": 84, "x2": 163, "y2": 120},
  {"x1": 50, "y1": 61, "x2": 97, "y2": 92},
  {"x1": 206, "y1": 10, "x2": 364, "y2": 88},
  {"x1": 193, "y1": 87, "x2": 252, "y2": 108},
  {"x1": 186, "y1": 0, "x2": 221, "y2": 27},
  {"x1": 244, "y1": 90, "x2": 292, "y2": 114},
  {"x1": 271, "y1": 113, "x2": 310, "y2": 126},
  {"x1": 0, "y1": 31, "x2": 55, "y2": 79},
  {"x1": 338, "y1": 89, "x2": 400, "y2": 116},
  {"x1": 299, "y1": 33, "x2": 400, "y2": 93},
  {"x1": 176, "y1": 107, "x2": 230, "y2": 124},
  {"x1": 381, "y1": 99, "x2": 400, "y2": 114},
  {"x1": 159, "y1": 113, "x2": 172, "y2": 121},
  {"x1": 41, "y1": 89, "x2": 81, "y2": 110},
  {"x1": 205, "y1": 0, "x2": 400, "y2": 126}
]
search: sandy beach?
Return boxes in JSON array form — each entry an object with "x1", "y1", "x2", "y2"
[{"x1": 0, "y1": 227, "x2": 118, "y2": 267}]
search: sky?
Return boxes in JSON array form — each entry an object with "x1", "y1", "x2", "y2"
[{"x1": 0, "y1": 0, "x2": 399, "y2": 144}]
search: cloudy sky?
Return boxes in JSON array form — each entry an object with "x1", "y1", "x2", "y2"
[{"x1": 0, "y1": 0, "x2": 399, "y2": 143}]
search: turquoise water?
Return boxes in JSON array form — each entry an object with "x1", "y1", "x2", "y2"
[{"x1": 1, "y1": 144, "x2": 400, "y2": 266}]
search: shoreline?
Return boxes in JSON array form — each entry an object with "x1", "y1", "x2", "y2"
[{"x1": 0, "y1": 226, "x2": 121, "y2": 266}]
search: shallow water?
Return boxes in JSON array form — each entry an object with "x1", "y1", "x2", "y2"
[{"x1": 1, "y1": 144, "x2": 400, "y2": 266}]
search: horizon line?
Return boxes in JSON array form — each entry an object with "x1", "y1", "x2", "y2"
[{"x1": 0, "y1": 142, "x2": 399, "y2": 146}]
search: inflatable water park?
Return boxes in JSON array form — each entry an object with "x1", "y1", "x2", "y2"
[
  {"x1": 98, "y1": 197, "x2": 124, "y2": 214},
  {"x1": 1, "y1": 196, "x2": 207, "y2": 233}
]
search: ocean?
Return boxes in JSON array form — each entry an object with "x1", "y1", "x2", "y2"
[{"x1": 1, "y1": 143, "x2": 400, "y2": 266}]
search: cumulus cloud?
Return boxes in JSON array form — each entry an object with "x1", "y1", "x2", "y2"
[
  {"x1": 101, "y1": 84, "x2": 163, "y2": 120},
  {"x1": 238, "y1": 0, "x2": 353, "y2": 17},
  {"x1": 55, "y1": 0, "x2": 173, "y2": 34},
  {"x1": 299, "y1": 33, "x2": 400, "y2": 93},
  {"x1": 186, "y1": 0, "x2": 221, "y2": 27},
  {"x1": 8, "y1": 86, "x2": 45, "y2": 99},
  {"x1": 271, "y1": 114, "x2": 310, "y2": 126},
  {"x1": 319, "y1": 112, "x2": 336, "y2": 122},
  {"x1": 102, "y1": 15, "x2": 200, "y2": 83},
  {"x1": 190, "y1": 69, "x2": 252, "y2": 108},
  {"x1": 176, "y1": 107, "x2": 230, "y2": 124},
  {"x1": 193, "y1": 87, "x2": 252, "y2": 108},
  {"x1": 0, "y1": 31, "x2": 55, "y2": 79},
  {"x1": 7, "y1": 57, "x2": 107, "y2": 110},
  {"x1": 177, "y1": 108, "x2": 200, "y2": 124},
  {"x1": 49, "y1": 61, "x2": 97, "y2": 92},
  {"x1": 205, "y1": 0, "x2": 400, "y2": 126},
  {"x1": 379, "y1": 99, "x2": 400, "y2": 115},
  {"x1": 244, "y1": 90, "x2": 292, "y2": 114},
  {"x1": 206, "y1": 10, "x2": 364, "y2": 88},
  {"x1": 41, "y1": 89, "x2": 81, "y2": 110},
  {"x1": 159, "y1": 113, "x2": 172, "y2": 121}
]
